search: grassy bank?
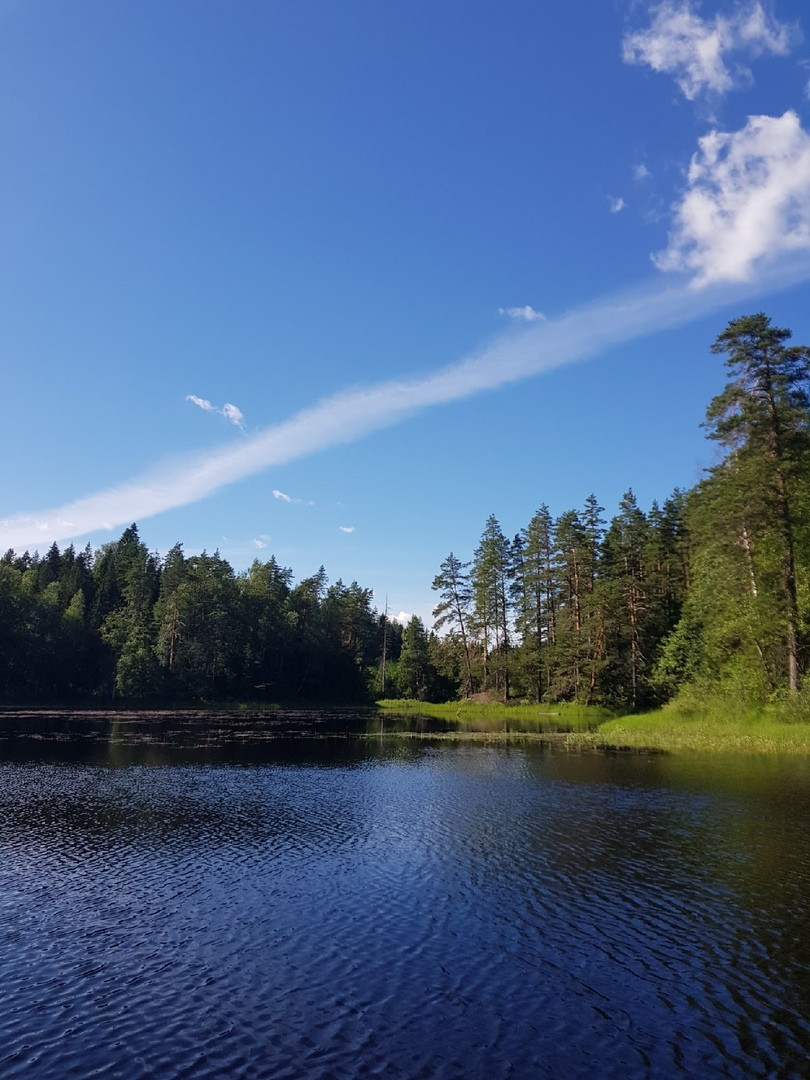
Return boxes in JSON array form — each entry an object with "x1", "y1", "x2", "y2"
[
  {"x1": 378, "y1": 697, "x2": 810, "y2": 753},
  {"x1": 376, "y1": 699, "x2": 610, "y2": 733},
  {"x1": 579, "y1": 699, "x2": 810, "y2": 754}
]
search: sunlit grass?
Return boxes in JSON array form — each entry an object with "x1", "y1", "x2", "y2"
[
  {"x1": 573, "y1": 700, "x2": 810, "y2": 754},
  {"x1": 378, "y1": 697, "x2": 810, "y2": 752},
  {"x1": 376, "y1": 699, "x2": 609, "y2": 733}
]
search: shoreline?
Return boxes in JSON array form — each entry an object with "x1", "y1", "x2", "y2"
[{"x1": 2, "y1": 701, "x2": 810, "y2": 754}]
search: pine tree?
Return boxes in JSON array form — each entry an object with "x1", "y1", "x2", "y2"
[
  {"x1": 512, "y1": 506, "x2": 555, "y2": 702},
  {"x1": 471, "y1": 516, "x2": 513, "y2": 701},
  {"x1": 601, "y1": 491, "x2": 650, "y2": 709},
  {"x1": 705, "y1": 314, "x2": 810, "y2": 694},
  {"x1": 432, "y1": 552, "x2": 475, "y2": 697}
]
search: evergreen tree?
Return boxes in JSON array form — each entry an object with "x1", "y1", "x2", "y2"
[
  {"x1": 705, "y1": 314, "x2": 810, "y2": 694},
  {"x1": 601, "y1": 491, "x2": 650, "y2": 709},
  {"x1": 552, "y1": 510, "x2": 588, "y2": 701},
  {"x1": 512, "y1": 506, "x2": 555, "y2": 702},
  {"x1": 431, "y1": 552, "x2": 475, "y2": 697},
  {"x1": 471, "y1": 515, "x2": 513, "y2": 701},
  {"x1": 237, "y1": 556, "x2": 293, "y2": 699},
  {"x1": 169, "y1": 551, "x2": 241, "y2": 698},
  {"x1": 395, "y1": 616, "x2": 434, "y2": 700},
  {"x1": 95, "y1": 525, "x2": 161, "y2": 698},
  {"x1": 153, "y1": 543, "x2": 187, "y2": 693}
]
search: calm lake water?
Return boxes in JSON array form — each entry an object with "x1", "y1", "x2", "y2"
[{"x1": 2, "y1": 711, "x2": 810, "y2": 1078}]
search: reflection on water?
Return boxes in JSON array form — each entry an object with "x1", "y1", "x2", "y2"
[{"x1": 1, "y1": 713, "x2": 809, "y2": 1078}]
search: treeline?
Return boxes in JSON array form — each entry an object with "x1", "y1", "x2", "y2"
[
  {"x1": 1, "y1": 313, "x2": 807, "y2": 710},
  {"x1": 431, "y1": 314, "x2": 810, "y2": 708},
  {"x1": 0, "y1": 530, "x2": 390, "y2": 703},
  {"x1": 0, "y1": 524, "x2": 453, "y2": 704},
  {"x1": 431, "y1": 493, "x2": 687, "y2": 709}
]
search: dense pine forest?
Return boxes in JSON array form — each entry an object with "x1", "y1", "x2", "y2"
[{"x1": 1, "y1": 313, "x2": 808, "y2": 710}]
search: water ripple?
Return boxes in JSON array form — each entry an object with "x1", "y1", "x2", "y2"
[{"x1": 1, "y1": 739, "x2": 809, "y2": 1077}]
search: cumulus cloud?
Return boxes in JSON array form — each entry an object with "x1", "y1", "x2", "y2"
[
  {"x1": 339, "y1": 526, "x2": 355, "y2": 534},
  {"x1": 394, "y1": 611, "x2": 413, "y2": 624},
  {"x1": 187, "y1": 395, "x2": 246, "y2": 429},
  {"x1": 634, "y1": 163, "x2": 652, "y2": 181},
  {"x1": 610, "y1": 196, "x2": 627, "y2": 213},
  {"x1": 273, "y1": 489, "x2": 314, "y2": 506},
  {"x1": 655, "y1": 110, "x2": 810, "y2": 287},
  {"x1": 499, "y1": 305, "x2": 546, "y2": 321},
  {"x1": 4, "y1": 258, "x2": 810, "y2": 552},
  {"x1": 623, "y1": 1, "x2": 795, "y2": 100},
  {"x1": 253, "y1": 538, "x2": 267, "y2": 549}
]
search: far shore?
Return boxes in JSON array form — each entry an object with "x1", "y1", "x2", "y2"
[
  {"x1": 377, "y1": 698, "x2": 810, "y2": 754},
  {"x1": 2, "y1": 697, "x2": 810, "y2": 754}
]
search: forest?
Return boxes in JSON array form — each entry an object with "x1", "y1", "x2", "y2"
[{"x1": 1, "y1": 313, "x2": 808, "y2": 710}]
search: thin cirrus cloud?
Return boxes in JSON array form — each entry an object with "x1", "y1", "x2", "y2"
[
  {"x1": 623, "y1": 0, "x2": 795, "y2": 101},
  {"x1": 3, "y1": 249, "x2": 810, "y2": 553},
  {"x1": 187, "y1": 394, "x2": 245, "y2": 430},
  {"x1": 2, "y1": 5, "x2": 807, "y2": 556}
]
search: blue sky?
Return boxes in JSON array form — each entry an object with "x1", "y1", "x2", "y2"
[{"x1": 2, "y1": 0, "x2": 810, "y2": 624}]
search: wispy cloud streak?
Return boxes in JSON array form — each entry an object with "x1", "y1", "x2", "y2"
[
  {"x1": 499, "y1": 305, "x2": 546, "y2": 321},
  {"x1": 187, "y1": 395, "x2": 245, "y2": 429},
  {"x1": 273, "y1": 489, "x2": 314, "y2": 506},
  {"x1": 2, "y1": 265, "x2": 809, "y2": 551}
]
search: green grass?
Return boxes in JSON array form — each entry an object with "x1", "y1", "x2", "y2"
[
  {"x1": 376, "y1": 699, "x2": 610, "y2": 733},
  {"x1": 378, "y1": 696, "x2": 810, "y2": 752},
  {"x1": 571, "y1": 699, "x2": 810, "y2": 754}
]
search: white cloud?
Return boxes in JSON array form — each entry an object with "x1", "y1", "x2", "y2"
[
  {"x1": 339, "y1": 525, "x2": 355, "y2": 534},
  {"x1": 610, "y1": 196, "x2": 627, "y2": 213},
  {"x1": 499, "y1": 305, "x2": 546, "y2": 321},
  {"x1": 253, "y1": 538, "x2": 267, "y2": 549},
  {"x1": 186, "y1": 394, "x2": 215, "y2": 411},
  {"x1": 634, "y1": 163, "x2": 652, "y2": 181},
  {"x1": 188, "y1": 395, "x2": 246, "y2": 429},
  {"x1": 623, "y1": 1, "x2": 795, "y2": 101},
  {"x1": 222, "y1": 403, "x2": 245, "y2": 430},
  {"x1": 4, "y1": 257, "x2": 810, "y2": 552},
  {"x1": 655, "y1": 110, "x2": 810, "y2": 287},
  {"x1": 272, "y1": 489, "x2": 314, "y2": 506},
  {"x1": 394, "y1": 611, "x2": 413, "y2": 624}
]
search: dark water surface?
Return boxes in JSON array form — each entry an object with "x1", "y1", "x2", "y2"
[{"x1": 2, "y1": 712, "x2": 810, "y2": 1078}]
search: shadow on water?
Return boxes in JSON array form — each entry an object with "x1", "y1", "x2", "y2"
[
  {"x1": 0, "y1": 709, "x2": 387, "y2": 767},
  {"x1": 0, "y1": 707, "x2": 590, "y2": 767}
]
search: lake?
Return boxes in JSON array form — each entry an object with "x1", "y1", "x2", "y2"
[{"x1": 1, "y1": 711, "x2": 809, "y2": 1078}]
